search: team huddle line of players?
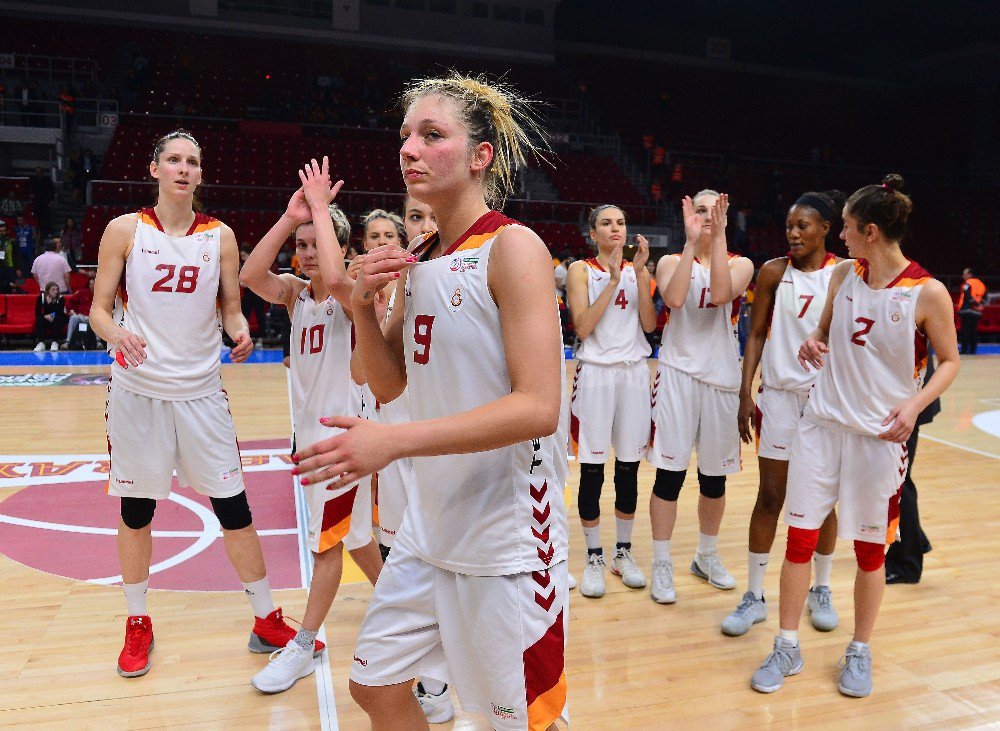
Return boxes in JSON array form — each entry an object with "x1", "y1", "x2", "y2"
[{"x1": 88, "y1": 70, "x2": 958, "y2": 731}]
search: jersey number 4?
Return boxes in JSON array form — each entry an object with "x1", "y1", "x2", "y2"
[
  {"x1": 151, "y1": 264, "x2": 200, "y2": 293},
  {"x1": 615, "y1": 289, "x2": 628, "y2": 310},
  {"x1": 851, "y1": 316, "x2": 875, "y2": 346}
]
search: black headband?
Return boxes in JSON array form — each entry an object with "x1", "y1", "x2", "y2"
[{"x1": 794, "y1": 193, "x2": 836, "y2": 224}]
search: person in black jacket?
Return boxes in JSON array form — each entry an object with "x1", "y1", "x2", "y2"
[
  {"x1": 34, "y1": 281, "x2": 68, "y2": 351},
  {"x1": 884, "y1": 352, "x2": 940, "y2": 584}
]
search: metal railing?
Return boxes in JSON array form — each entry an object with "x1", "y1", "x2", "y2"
[
  {"x1": 0, "y1": 52, "x2": 98, "y2": 85},
  {"x1": 0, "y1": 98, "x2": 119, "y2": 130}
]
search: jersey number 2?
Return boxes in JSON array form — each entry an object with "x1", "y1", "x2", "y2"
[
  {"x1": 413, "y1": 314, "x2": 435, "y2": 364},
  {"x1": 151, "y1": 264, "x2": 200, "y2": 293},
  {"x1": 851, "y1": 316, "x2": 875, "y2": 346}
]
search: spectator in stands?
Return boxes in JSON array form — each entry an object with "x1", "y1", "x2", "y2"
[
  {"x1": 67, "y1": 148, "x2": 85, "y2": 205},
  {"x1": 14, "y1": 214, "x2": 37, "y2": 275},
  {"x1": 33, "y1": 281, "x2": 67, "y2": 351},
  {"x1": 29, "y1": 167, "x2": 54, "y2": 234},
  {"x1": 61, "y1": 217, "x2": 83, "y2": 269},
  {"x1": 957, "y1": 268, "x2": 986, "y2": 355},
  {"x1": 31, "y1": 238, "x2": 71, "y2": 294},
  {"x1": 59, "y1": 86, "x2": 76, "y2": 136},
  {"x1": 0, "y1": 190, "x2": 25, "y2": 217},
  {"x1": 0, "y1": 220, "x2": 16, "y2": 291},
  {"x1": 65, "y1": 272, "x2": 96, "y2": 349}
]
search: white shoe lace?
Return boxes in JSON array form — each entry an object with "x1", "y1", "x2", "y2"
[
  {"x1": 584, "y1": 553, "x2": 605, "y2": 581},
  {"x1": 734, "y1": 593, "x2": 760, "y2": 616},
  {"x1": 615, "y1": 548, "x2": 639, "y2": 573},
  {"x1": 266, "y1": 643, "x2": 308, "y2": 670},
  {"x1": 652, "y1": 560, "x2": 673, "y2": 586},
  {"x1": 812, "y1": 587, "x2": 833, "y2": 611},
  {"x1": 701, "y1": 552, "x2": 729, "y2": 580},
  {"x1": 837, "y1": 648, "x2": 870, "y2": 678}
]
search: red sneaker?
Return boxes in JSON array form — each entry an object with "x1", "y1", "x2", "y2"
[
  {"x1": 248, "y1": 607, "x2": 325, "y2": 657},
  {"x1": 117, "y1": 615, "x2": 154, "y2": 677}
]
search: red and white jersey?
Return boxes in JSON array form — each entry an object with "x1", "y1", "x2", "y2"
[
  {"x1": 658, "y1": 255, "x2": 742, "y2": 391},
  {"x1": 575, "y1": 259, "x2": 651, "y2": 365},
  {"x1": 290, "y1": 284, "x2": 359, "y2": 448},
  {"x1": 112, "y1": 209, "x2": 223, "y2": 400},
  {"x1": 761, "y1": 254, "x2": 837, "y2": 393},
  {"x1": 399, "y1": 211, "x2": 568, "y2": 576},
  {"x1": 805, "y1": 259, "x2": 932, "y2": 437}
]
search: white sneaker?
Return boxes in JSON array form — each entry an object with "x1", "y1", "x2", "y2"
[
  {"x1": 651, "y1": 559, "x2": 676, "y2": 603},
  {"x1": 610, "y1": 547, "x2": 647, "y2": 588},
  {"x1": 251, "y1": 640, "x2": 315, "y2": 693},
  {"x1": 414, "y1": 681, "x2": 455, "y2": 723},
  {"x1": 50, "y1": 342, "x2": 59, "y2": 351},
  {"x1": 567, "y1": 572, "x2": 578, "y2": 590},
  {"x1": 721, "y1": 592, "x2": 767, "y2": 636},
  {"x1": 580, "y1": 552, "x2": 606, "y2": 598},
  {"x1": 690, "y1": 551, "x2": 736, "y2": 590},
  {"x1": 33, "y1": 342, "x2": 46, "y2": 352}
]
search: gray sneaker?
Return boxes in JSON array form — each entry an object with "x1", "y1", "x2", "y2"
[
  {"x1": 690, "y1": 551, "x2": 736, "y2": 590},
  {"x1": 721, "y1": 592, "x2": 767, "y2": 637},
  {"x1": 838, "y1": 642, "x2": 873, "y2": 698},
  {"x1": 808, "y1": 586, "x2": 839, "y2": 632},
  {"x1": 750, "y1": 637, "x2": 803, "y2": 693},
  {"x1": 611, "y1": 547, "x2": 647, "y2": 589},
  {"x1": 650, "y1": 559, "x2": 676, "y2": 603}
]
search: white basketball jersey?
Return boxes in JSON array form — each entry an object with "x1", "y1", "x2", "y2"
[
  {"x1": 377, "y1": 285, "x2": 411, "y2": 425},
  {"x1": 806, "y1": 259, "x2": 932, "y2": 436},
  {"x1": 290, "y1": 284, "x2": 358, "y2": 448},
  {"x1": 575, "y1": 259, "x2": 652, "y2": 365},
  {"x1": 112, "y1": 209, "x2": 223, "y2": 400},
  {"x1": 761, "y1": 254, "x2": 837, "y2": 393},
  {"x1": 399, "y1": 211, "x2": 569, "y2": 576},
  {"x1": 658, "y1": 255, "x2": 742, "y2": 391}
]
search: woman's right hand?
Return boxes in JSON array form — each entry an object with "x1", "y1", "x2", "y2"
[
  {"x1": 298, "y1": 156, "x2": 344, "y2": 213},
  {"x1": 608, "y1": 244, "x2": 623, "y2": 284},
  {"x1": 283, "y1": 187, "x2": 312, "y2": 225},
  {"x1": 112, "y1": 327, "x2": 147, "y2": 367},
  {"x1": 350, "y1": 245, "x2": 414, "y2": 312},
  {"x1": 681, "y1": 195, "x2": 703, "y2": 244},
  {"x1": 798, "y1": 336, "x2": 828, "y2": 372},
  {"x1": 738, "y1": 391, "x2": 755, "y2": 444}
]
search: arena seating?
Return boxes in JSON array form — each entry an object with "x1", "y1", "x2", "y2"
[{"x1": 0, "y1": 295, "x2": 37, "y2": 341}]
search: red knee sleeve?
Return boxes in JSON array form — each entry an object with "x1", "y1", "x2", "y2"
[
  {"x1": 854, "y1": 540, "x2": 886, "y2": 571},
  {"x1": 785, "y1": 527, "x2": 820, "y2": 563}
]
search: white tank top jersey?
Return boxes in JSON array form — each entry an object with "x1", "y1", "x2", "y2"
[
  {"x1": 761, "y1": 253, "x2": 837, "y2": 393},
  {"x1": 112, "y1": 208, "x2": 224, "y2": 400},
  {"x1": 575, "y1": 259, "x2": 652, "y2": 365},
  {"x1": 290, "y1": 284, "x2": 359, "y2": 448},
  {"x1": 399, "y1": 211, "x2": 569, "y2": 576},
  {"x1": 658, "y1": 254, "x2": 742, "y2": 391},
  {"x1": 806, "y1": 259, "x2": 932, "y2": 437}
]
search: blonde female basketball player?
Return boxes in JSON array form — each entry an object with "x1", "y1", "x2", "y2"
[
  {"x1": 648, "y1": 190, "x2": 753, "y2": 603},
  {"x1": 750, "y1": 174, "x2": 959, "y2": 698},
  {"x1": 238, "y1": 157, "x2": 384, "y2": 693},
  {"x1": 566, "y1": 204, "x2": 656, "y2": 599},
  {"x1": 90, "y1": 130, "x2": 305, "y2": 679},
  {"x1": 296, "y1": 72, "x2": 569, "y2": 731},
  {"x1": 722, "y1": 191, "x2": 844, "y2": 637}
]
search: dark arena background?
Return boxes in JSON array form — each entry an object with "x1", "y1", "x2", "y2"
[{"x1": 1, "y1": 1, "x2": 998, "y2": 728}]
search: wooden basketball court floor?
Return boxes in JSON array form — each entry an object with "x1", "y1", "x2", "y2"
[{"x1": 1, "y1": 357, "x2": 998, "y2": 729}]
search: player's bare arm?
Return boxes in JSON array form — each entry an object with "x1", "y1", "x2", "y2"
[
  {"x1": 91, "y1": 213, "x2": 147, "y2": 367},
  {"x1": 566, "y1": 255, "x2": 620, "y2": 340},
  {"x1": 633, "y1": 233, "x2": 658, "y2": 333},
  {"x1": 218, "y1": 225, "x2": 253, "y2": 363},
  {"x1": 799, "y1": 259, "x2": 853, "y2": 372}
]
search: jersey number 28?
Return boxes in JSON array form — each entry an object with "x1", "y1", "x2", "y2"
[{"x1": 151, "y1": 264, "x2": 200, "y2": 293}]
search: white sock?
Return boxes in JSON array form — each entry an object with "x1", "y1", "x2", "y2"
[
  {"x1": 615, "y1": 517, "x2": 634, "y2": 547},
  {"x1": 242, "y1": 577, "x2": 275, "y2": 618},
  {"x1": 778, "y1": 629, "x2": 799, "y2": 645},
  {"x1": 653, "y1": 539, "x2": 671, "y2": 562},
  {"x1": 698, "y1": 533, "x2": 718, "y2": 555},
  {"x1": 813, "y1": 552, "x2": 834, "y2": 588},
  {"x1": 421, "y1": 677, "x2": 447, "y2": 695},
  {"x1": 583, "y1": 525, "x2": 601, "y2": 552},
  {"x1": 124, "y1": 579, "x2": 148, "y2": 616},
  {"x1": 748, "y1": 552, "x2": 769, "y2": 599}
]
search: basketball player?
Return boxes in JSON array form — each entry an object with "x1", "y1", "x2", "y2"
[
  {"x1": 238, "y1": 157, "x2": 383, "y2": 693},
  {"x1": 295, "y1": 72, "x2": 569, "y2": 731},
  {"x1": 90, "y1": 130, "x2": 306, "y2": 679},
  {"x1": 722, "y1": 191, "x2": 844, "y2": 636},
  {"x1": 750, "y1": 175, "x2": 959, "y2": 698},
  {"x1": 566, "y1": 205, "x2": 655, "y2": 598},
  {"x1": 648, "y1": 191, "x2": 753, "y2": 603}
]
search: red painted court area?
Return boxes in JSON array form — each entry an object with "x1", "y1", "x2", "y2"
[{"x1": 0, "y1": 439, "x2": 304, "y2": 591}]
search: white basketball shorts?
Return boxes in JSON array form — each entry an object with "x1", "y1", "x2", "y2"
[
  {"x1": 570, "y1": 360, "x2": 651, "y2": 464},
  {"x1": 350, "y1": 541, "x2": 569, "y2": 731},
  {"x1": 754, "y1": 385, "x2": 810, "y2": 461}
]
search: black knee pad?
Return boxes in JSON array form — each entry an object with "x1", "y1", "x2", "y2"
[
  {"x1": 210, "y1": 491, "x2": 254, "y2": 530},
  {"x1": 613, "y1": 460, "x2": 640, "y2": 515},
  {"x1": 652, "y1": 468, "x2": 686, "y2": 501},
  {"x1": 120, "y1": 496, "x2": 156, "y2": 529},
  {"x1": 577, "y1": 462, "x2": 605, "y2": 521},
  {"x1": 697, "y1": 470, "x2": 726, "y2": 499}
]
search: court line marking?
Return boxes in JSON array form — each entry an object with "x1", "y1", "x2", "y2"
[
  {"x1": 921, "y1": 434, "x2": 1000, "y2": 461},
  {"x1": 287, "y1": 369, "x2": 339, "y2": 731},
  {"x1": 0, "y1": 514, "x2": 296, "y2": 538}
]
